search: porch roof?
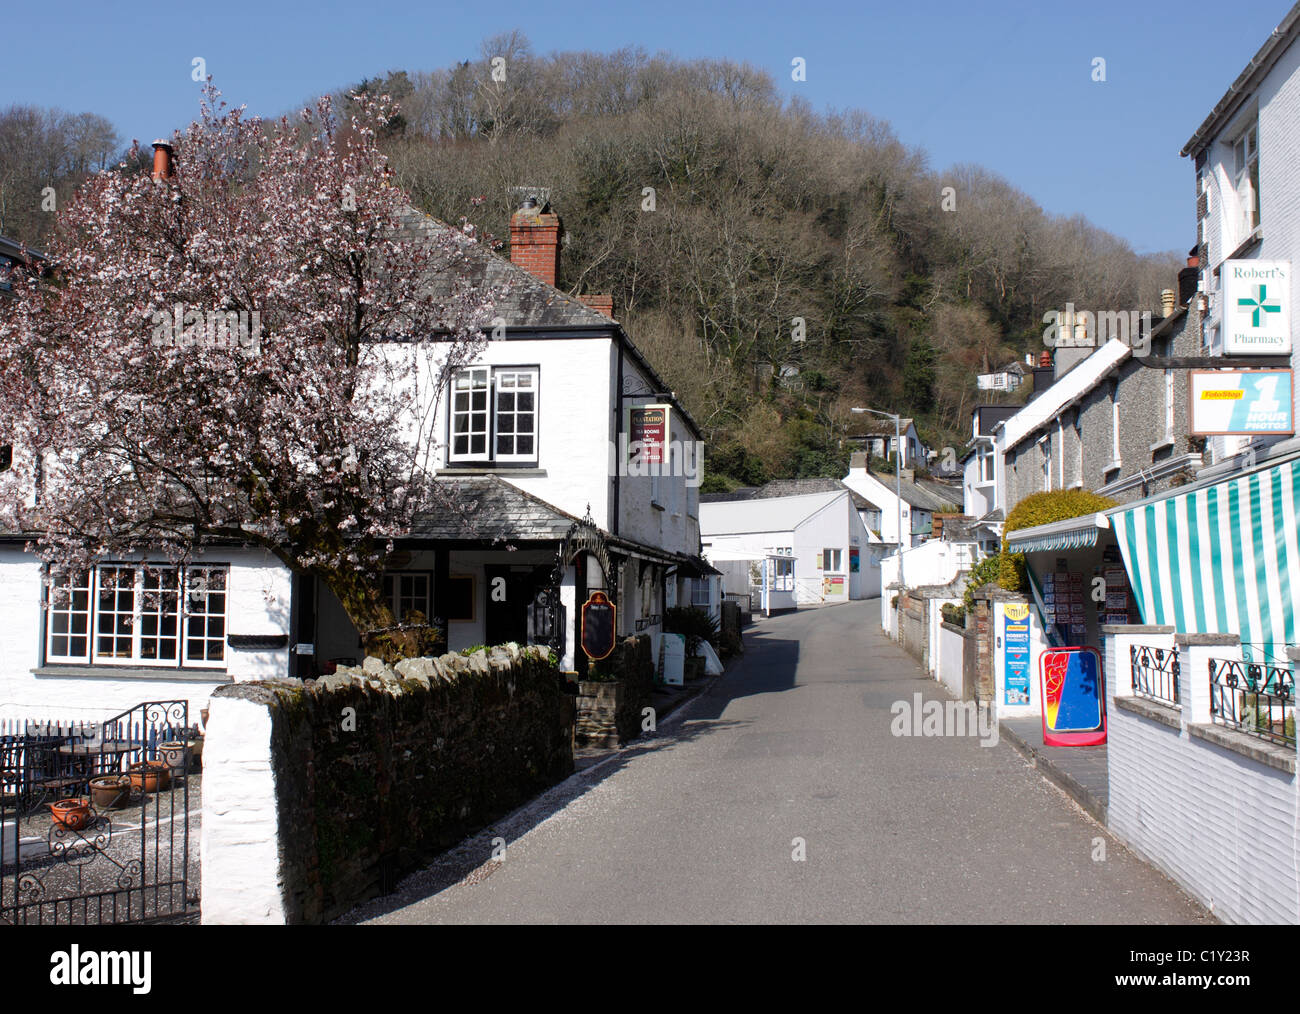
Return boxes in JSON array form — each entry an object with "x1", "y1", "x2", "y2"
[{"x1": 412, "y1": 475, "x2": 583, "y2": 542}]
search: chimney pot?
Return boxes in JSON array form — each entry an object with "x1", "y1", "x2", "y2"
[
  {"x1": 151, "y1": 140, "x2": 175, "y2": 182},
  {"x1": 1038, "y1": 350, "x2": 1051, "y2": 368}
]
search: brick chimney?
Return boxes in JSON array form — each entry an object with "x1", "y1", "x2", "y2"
[
  {"x1": 509, "y1": 197, "x2": 561, "y2": 287},
  {"x1": 151, "y1": 140, "x2": 175, "y2": 182},
  {"x1": 577, "y1": 293, "x2": 614, "y2": 319}
]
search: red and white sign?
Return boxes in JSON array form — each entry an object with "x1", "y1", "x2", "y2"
[{"x1": 628, "y1": 405, "x2": 669, "y2": 465}]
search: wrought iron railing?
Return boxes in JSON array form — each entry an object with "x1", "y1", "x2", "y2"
[
  {"x1": 1209, "y1": 658, "x2": 1295, "y2": 747},
  {"x1": 1131, "y1": 644, "x2": 1179, "y2": 706}
]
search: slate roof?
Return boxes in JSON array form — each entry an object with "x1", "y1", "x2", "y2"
[
  {"x1": 396, "y1": 206, "x2": 615, "y2": 331},
  {"x1": 411, "y1": 475, "x2": 584, "y2": 541},
  {"x1": 700, "y1": 477, "x2": 876, "y2": 511}
]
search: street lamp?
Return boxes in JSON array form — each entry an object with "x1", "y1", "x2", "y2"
[{"x1": 851, "y1": 407, "x2": 905, "y2": 584}]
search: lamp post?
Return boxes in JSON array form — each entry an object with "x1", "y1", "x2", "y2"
[{"x1": 852, "y1": 407, "x2": 904, "y2": 583}]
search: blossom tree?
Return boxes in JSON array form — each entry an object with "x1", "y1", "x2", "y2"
[{"x1": 0, "y1": 84, "x2": 498, "y2": 658}]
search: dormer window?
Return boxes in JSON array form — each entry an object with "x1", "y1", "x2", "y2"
[{"x1": 449, "y1": 366, "x2": 539, "y2": 464}]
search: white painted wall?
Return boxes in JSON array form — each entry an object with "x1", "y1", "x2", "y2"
[
  {"x1": 884, "y1": 540, "x2": 978, "y2": 591},
  {"x1": 401, "y1": 336, "x2": 700, "y2": 559},
  {"x1": 1103, "y1": 630, "x2": 1300, "y2": 924},
  {"x1": 0, "y1": 547, "x2": 290, "y2": 719},
  {"x1": 937, "y1": 621, "x2": 965, "y2": 698},
  {"x1": 201, "y1": 694, "x2": 286, "y2": 924}
]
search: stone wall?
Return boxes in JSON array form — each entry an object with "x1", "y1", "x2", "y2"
[
  {"x1": 201, "y1": 644, "x2": 574, "y2": 924},
  {"x1": 576, "y1": 634, "x2": 654, "y2": 747}
]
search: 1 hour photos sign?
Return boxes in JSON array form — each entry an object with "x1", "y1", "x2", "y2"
[{"x1": 1189, "y1": 369, "x2": 1294, "y2": 435}]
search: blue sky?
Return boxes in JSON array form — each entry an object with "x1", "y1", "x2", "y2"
[{"x1": 3, "y1": 0, "x2": 1291, "y2": 253}]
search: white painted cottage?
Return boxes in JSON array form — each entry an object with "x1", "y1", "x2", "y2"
[
  {"x1": 700, "y1": 478, "x2": 879, "y2": 609},
  {"x1": 0, "y1": 199, "x2": 714, "y2": 719}
]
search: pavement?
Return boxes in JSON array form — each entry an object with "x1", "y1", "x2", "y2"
[
  {"x1": 998, "y1": 717, "x2": 1109, "y2": 826},
  {"x1": 346, "y1": 599, "x2": 1214, "y2": 924}
]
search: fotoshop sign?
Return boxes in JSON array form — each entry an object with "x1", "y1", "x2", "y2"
[
  {"x1": 1189, "y1": 370, "x2": 1294, "y2": 436},
  {"x1": 1223, "y1": 260, "x2": 1290, "y2": 355}
]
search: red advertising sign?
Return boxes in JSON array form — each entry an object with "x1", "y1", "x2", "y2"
[{"x1": 628, "y1": 405, "x2": 668, "y2": 465}]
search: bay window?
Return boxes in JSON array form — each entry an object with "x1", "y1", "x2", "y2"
[{"x1": 46, "y1": 563, "x2": 228, "y2": 668}]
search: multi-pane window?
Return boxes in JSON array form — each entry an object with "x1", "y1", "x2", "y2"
[
  {"x1": 493, "y1": 370, "x2": 536, "y2": 460},
  {"x1": 690, "y1": 579, "x2": 710, "y2": 608},
  {"x1": 382, "y1": 572, "x2": 431, "y2": 622},
  {"x1": 449, "y1": 366, "x2": 538, "y2": 463},
  {"x1": 1233, "y1": 122, "x2": 1260, "y2": 234},
  {"x1": 46, "y1": 564, "x2": 228, "y2": 668},
  {"x1": 47, "y1": 570, "x2": 91, "y2": 661},
  {"x1": 450, "y1": 367, "x2": 490, "y2": 459},
  {"x1": 821, "y1": 549, "x2": 843, "y2": 571}
]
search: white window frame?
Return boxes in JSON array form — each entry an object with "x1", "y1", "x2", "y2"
[
  {"x1": 491, "y1": 368, "x2": 539, "y2": 462},
  {"x1": 1110, "y1": 384, "x2": 1122, "y2": 467},
  {"x1": 449, "y1": 366, "x2": 490, "y2": 462},
  {"x1": 45, "y1": 563, "x2": 229, "y2": 669},
  {"x1": 1164, "y1": 368, "x2": 1175, "y2": 439},
  {"x1": 1232, "y1": 119, "x2": 1260, "y2": 235}
]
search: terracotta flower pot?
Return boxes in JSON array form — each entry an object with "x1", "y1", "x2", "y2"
[
  {"x1": 127, "y1": 760, "x2": 170, "y2": 794},
  {"x1": 88, "y1": 775, "x2": 130, "y2": 810},
  {"x1": 158, "y1": 742, "x2": 187, "y2": 775},
  {"x1": 49, "y1": 797, "x2": 92, "y2": 830}
]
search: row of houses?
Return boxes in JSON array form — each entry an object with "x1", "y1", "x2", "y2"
[
  {"x1": 0, "y1": 188, "x2": 724, "y2": 720},
  {"x1": 910, "y1": 1, "x2": 1300, "y2": 923}
]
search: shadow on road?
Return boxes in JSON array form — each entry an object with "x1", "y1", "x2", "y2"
[{"x1": 334, "y1": 706, "x2": 749, "y2": 923}]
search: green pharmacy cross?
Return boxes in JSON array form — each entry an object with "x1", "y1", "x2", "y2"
[{"x1": 1238, "y1": 284, "x2": 1283, "y2": 327}]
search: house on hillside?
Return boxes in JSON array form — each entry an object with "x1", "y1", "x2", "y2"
[
  {"x1": 846, "y1": 416, "x2": 926, "y2": 469},
  {"x1": 976, "y1": 359, "x2": 1029, "y2": 393},
  {"x1": 700, "y1": 478, "x2": 879, "y2": 610},
  {"x1": 0, "y1": 191, "x2": 715, "y2": 718}
]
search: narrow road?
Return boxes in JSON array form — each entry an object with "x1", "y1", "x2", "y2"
[{"x1": 359, "y1": 600, "x2": 1212, "y2": 924}]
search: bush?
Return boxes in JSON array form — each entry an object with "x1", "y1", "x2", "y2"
[
  {"x1": 664, "y1": 606, "x2": 719, "y2": 657},
  {"x1": 940, "y1": 602, "x2": 966, "y2": 627},
  {"x1": 1003, "y1": 490, "x2": 1118, "y2": 545}
]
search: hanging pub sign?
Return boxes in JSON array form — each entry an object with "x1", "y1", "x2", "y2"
[
  {"x1": 580, "y1": 591, "x2": 617, "y2": 661},
  {"x1": 1189, "y1": 369, "x2": 1293, "y2": 436},
  {"x1": 627, "y1": 404, "x2": 670, "y2": 466},
  {"x1": 1222, "y1": 259, "x2": 1290, "y2": 355}
]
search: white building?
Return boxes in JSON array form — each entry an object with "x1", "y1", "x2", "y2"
[
  {"x1": 1184, "y1": 0, "x2": 1300, "y2": 470},
  {"x1": 848, "y1": 417, "x2": 926, "y2": 469},
  {"x1": 841, "y1": 454, "x2": 962, "y2": 552},
  {"x1": 0, "y1": 198, "x2": 714, "y2": 718},
  {"x1": 700, "y1": 479, "x2": 879, "y2": 608}
]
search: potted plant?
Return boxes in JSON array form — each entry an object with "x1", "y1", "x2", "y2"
[
  {"x1": 49, "y1": 797, "x2": 93, "y2": 830},
  {"x1": 158, "y1": 741, "x2": 187, "y2": 776},
  {"x1": 88, "y1": 775, "x2": 130, "y2": 810},
  {"x1": 127, "y1": 760, "x2": 170, "y2": 794}
]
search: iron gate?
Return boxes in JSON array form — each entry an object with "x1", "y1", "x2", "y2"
[{"x1": 1, "y1": 701, "x2": 198, "y2": 925}]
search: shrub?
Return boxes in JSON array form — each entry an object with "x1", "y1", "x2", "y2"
[
  {"x1": 1003, "y1": 490, "x2": 1118, "y2": 546},
  {"x1": 940, "y1": 602, "x2": 966, "y2": 627},
  {"x1": 664, "y1": 606, "x2": 719, "y2": 657}
]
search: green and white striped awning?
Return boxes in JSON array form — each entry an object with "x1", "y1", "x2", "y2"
[
  {"x1": 1005, "y1": 513, "x2": 1109, "y2": 554},
  {"x1": 1110, "y1": 460, "x2": 1300, "y2": 667}
]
